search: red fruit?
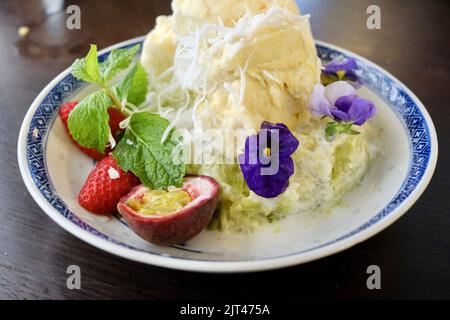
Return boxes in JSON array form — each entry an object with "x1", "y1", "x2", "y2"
[
  {"x1": 59, "y1": 101, "x2": 125, "y2": 161},
  {"x1": 117, "y1": 175, "x2": 220, "y2": 246},
  {"x1": 107, "y1": 108, "x2": 125, "y2": 138},
  {"x1": 78, "y1": 156, "x2": 140, "y2": 215}
]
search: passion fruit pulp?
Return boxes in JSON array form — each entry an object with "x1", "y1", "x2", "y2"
[
  {"x1": 127, "y1": 189, "x2": 193, "y2": 216},
  {"x1": 117, "y1": 175, "x2": 220, "y2": 246}
]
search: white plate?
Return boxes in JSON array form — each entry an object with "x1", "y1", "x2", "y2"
[{"x1": 18, "y1": 36, "x2": 438, "y2": 272}]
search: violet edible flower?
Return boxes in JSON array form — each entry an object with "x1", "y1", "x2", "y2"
[
  {"x1": 308, "y1": 82, "x2": 376, "y2": 142},
  {"x1": 309, "y1": 81, "x2": 356, "y2": 118},
  {"x1": 331, "y1": 94, "x2": 376, "y2": 126},
  {"x1": 321, "y1": 58, "x2": 362, "y2": 88},
  {"x1": 239, "y1": 121, "x2": 299, "y2": 198}
]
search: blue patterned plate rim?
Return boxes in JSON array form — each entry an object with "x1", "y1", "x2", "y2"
[{"x1": 17, "y1": 36, "x2": 438, "y2": 272}]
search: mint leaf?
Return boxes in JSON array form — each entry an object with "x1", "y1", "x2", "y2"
[
  {"x1": 100, "y1": 44, "x2": 141, "y2": 82},
  {"x1": 325, "y1": 122, "x2": 360, "y2": 142},
  {"x1": 68, "y1": 91, "x2": 112, "y2": 152},
  {"x1": 113, "y1": 112, "x2": 185, "y2": 189},
  {"x1": 114, "y1": 62, "x2": 148, "y2": 106},
  {"x1": 114, "y1": 65, "x2": 137, "y2": 102},
  {"x1": 71, "y1": 44, "x2": 102, "y2": 84},
  {"x1": 127, "y1": 62, "x2": 148, "y2": 106}
]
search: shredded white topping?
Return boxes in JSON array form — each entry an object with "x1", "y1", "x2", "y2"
[
  {"x1": 108, "y1": 167, "x2": 120, "y2": 180},
  {"x1": 108, "y1": 130, "x2": 116, "y2": 149},
  {"x1": 144, "y1": 6, "x2": 311, "y2": 150},
  {"x1": 263, "y1": 70, "x2": 282, "y2": 84},
  {"x1": 161, "y1": 89, "x2": 191, "y2": 143}
]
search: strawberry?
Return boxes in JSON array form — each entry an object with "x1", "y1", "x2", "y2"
[
  {"x1": 59, "y1": 101, "x2": 125, "y2": 161},
  {"x1": 78, "y1": 156, "x2": 140, "y2": 215},
  {"x1": 107, "y1": 107, "x2": 125, "y2": 138}
]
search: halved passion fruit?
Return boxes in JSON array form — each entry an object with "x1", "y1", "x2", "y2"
[{"x1": 117, "y1": 175, "x2": 220, "y2": 246}]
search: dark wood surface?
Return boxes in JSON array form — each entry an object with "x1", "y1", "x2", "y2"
[{"x1": 0, "y1": 0, "x2": 449, "y2": 300}]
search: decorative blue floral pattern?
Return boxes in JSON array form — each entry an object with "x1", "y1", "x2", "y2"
[{"x1": 25, "y1": 40, "x2": 433, "y2": 261}]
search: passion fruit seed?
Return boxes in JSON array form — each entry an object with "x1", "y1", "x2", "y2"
[{"x1": 127, "y1": 189, "x2": 192, "y2": 216}]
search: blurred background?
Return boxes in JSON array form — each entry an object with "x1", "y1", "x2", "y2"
[{"x1": 0, "y1": 0, "x2": 449, "y2": 299}]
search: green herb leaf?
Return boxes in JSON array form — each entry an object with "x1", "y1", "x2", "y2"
[
  {"x1": 100, "y1": 44, "x2": 141, "y2": 82},
  {"x1": 114, "y1": 62, "x2": 148, "y2": 106},
  {"x1": 71, "y1": 44, "x2": 102, "y2": 84},
  {"x1": 113, "y1": 112, "x2": 185, "y2": 189},
  {"x1": 114, "y1": 66, "x2": 137, "y2": 102},
  {"x1": 68, "y1": 91, "x2": 112, "y2": 152},
  {"x1": 325, "y1": 122, "x2": 360, "y2": 142},
  {"x1": 127, "y1": 62, "x2": 149, "y2": 106}
]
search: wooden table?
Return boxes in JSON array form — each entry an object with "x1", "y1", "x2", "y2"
[{"x1": 0, "y1": 0, "x2": 449, "y2": 299}]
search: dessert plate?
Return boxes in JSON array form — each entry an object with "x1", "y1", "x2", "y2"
[{"x1": 18, "y1": 36, "x2": 437, "y2": 272}]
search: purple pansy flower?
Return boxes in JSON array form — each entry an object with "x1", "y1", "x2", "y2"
[
  {"x1": 260, "y1": 122, "x2": 299, "y2": 158},
  {"x1": 309, "y1": 82, "x2": 355, "y2": 118},
  {"x1": 309, "y1": 82, "x2": 375, "y2": 125},
  {"x1": 309, "y1": 82, "x2": 376, "y2": 141},
  {"x1": 331, "y1": 94, "x2": 376, "y2": 126},
  {"x1": 321, "y1": 58, "x2": 362, "y2": 87},
  {"x1": 239, "y1": 121, "x2": 299, "y2": 198}
]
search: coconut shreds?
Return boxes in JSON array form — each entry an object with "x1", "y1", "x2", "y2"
[
  {"x1": 263, "y1": 70, "x2": 282, "y2": 84},
  {"x1": 108, "y1": 167, "x2": 120, "y2": 179},
  {"x1": 146, "y1": 7, "x2": 311, "y2": 145},
  {"x1": 108, "y1": 130, "x2": 116, "y2": 149}
]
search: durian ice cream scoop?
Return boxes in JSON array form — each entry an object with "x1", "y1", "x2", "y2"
[{"x1": 141, "y1": 0, "x2": 321, "y2": 131}]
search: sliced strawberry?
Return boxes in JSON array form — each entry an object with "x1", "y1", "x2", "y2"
[
  {"x1": 59, "y1": 101, "x2": 126, "y2": 161},
  {"x1": 78, "y1": 156, "x2": 140, "y2": 215}
]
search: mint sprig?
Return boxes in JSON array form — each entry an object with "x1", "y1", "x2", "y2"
[
  {"x1": 71, "y1": 44, "x2": 102, "y2": 84},
  {"x1": 68, "y1": 44, "x2": 183, "y2": 190},
  {"x1": 113, "y1": 112, "x2": 185, "y2": 189},
  {"x1": 70, "y1": 44, "x2": 145, "y2": 113},
  {"x1": 72, "y1": 44, "x2": 141, "y2": 86},
  {"x1": 126, "y1": 62, "x2": 149, "y2": 106},
  {"x1": 325, "y1": 121, "x2": 360, "y2": 142},
  {"x1": 67, "y1": 91, "x2": 112, "y2": 152},
  {"x1": 68, "y1": 44, "x2": 148, "y2": 154},
  {"x1": 114, "y1": 62, "x2": 148, "y2": 106},
  {"x1": 100, "y1": 45, "x2": 141, "y2": 82}
]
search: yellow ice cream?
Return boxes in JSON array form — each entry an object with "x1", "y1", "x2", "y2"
[
  {"x1": 141, "y1": 16, "x2": 177, "y2": 77},
  {"x1": 141, "y1": 0, "x2": 320, "y2": 131},
  {"x1": 171, "y1": 0, "x2": 300, "y2": 34}
]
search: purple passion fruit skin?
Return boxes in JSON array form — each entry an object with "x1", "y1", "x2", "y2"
[{"x1": 117, "y1": 175, "x2": 220, "y2": 246}]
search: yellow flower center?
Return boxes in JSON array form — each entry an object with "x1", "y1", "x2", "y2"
[
  {"x1": 263, "y1": 147, "x2": 271, "y2": 157},
  {"x1": 336, "y1": 70, "x2": 346, "y2": 80}
]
